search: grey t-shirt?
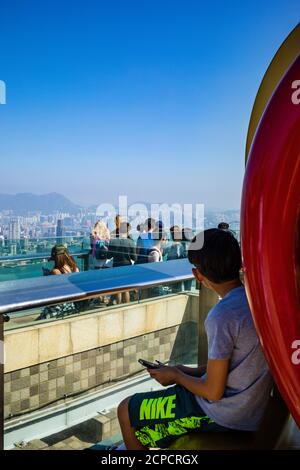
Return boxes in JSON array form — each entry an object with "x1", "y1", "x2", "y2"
[{"x1": 196, "y1": 286, "x2": 273, "y2": 431}]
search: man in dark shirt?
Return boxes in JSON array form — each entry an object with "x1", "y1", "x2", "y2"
[
  {"x1": 108, "y1": 222, "x2": 136, "y2": 268},
  {"x1": 108, "y1": 222, "x2": 136, "y2": 304}
]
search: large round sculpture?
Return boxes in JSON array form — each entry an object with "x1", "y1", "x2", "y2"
[
  {"x1": 241, "y1": 51, "x2": 300, "y2": 426},
  {"x1": 245, "y1": 23, "x2": 300, "y2": 161}
]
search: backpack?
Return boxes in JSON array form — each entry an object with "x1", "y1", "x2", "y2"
[
  {"x1": 148, "y1": 247, "x2": 162, "y2": 262},
  {"x1": 95, "y1": 239, "x2": 109, "y2": 260}
]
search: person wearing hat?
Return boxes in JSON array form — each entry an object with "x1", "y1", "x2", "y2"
[{"x1": 50, "y1": 244, "x2": 79, "y2": 275}]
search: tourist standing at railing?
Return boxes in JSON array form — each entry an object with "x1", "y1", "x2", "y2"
[
  {"x1": 90, "y1": 220, "x2": 110, "y2": 269},
  {"x1": 108, "y1": 222, "x2": 136, "y2": 267},
  {"x1": 164, "y1": 225, "x2": 185, "y2": 293},
  {"x1": 139, "y1": 230, "x2": 167, "y2": 300},
  {"x1": 136, "y1": 217, "x2": 156, "y2": 264},
  {"x1": 155, "y1": 219, "x2": 164, "y2": 238},
  {"x1": 111, "y1": 214, "x2": 122, "y2": 239},
  {"x1": 38, "y1": 244, "x2": 80, "y2": 319},
  {"x1": 126, "y1": 222, "x2": 134, "y2": 240},
  {"x1": 182, "y1": 227, "x2": 194, "y2": 247},
  {"x1": 164, "y1": 225, "x2": 185, "y2": 261},
  {"x1": 50, "y1": 244, "x2": 79, "y2": 274},
  {"x1": 136, "y1": 223, "x2": 145, "y2": 238},
  {"x1": 147, "y1": 230, "x2": 167, "y2": 263},
  {"x1": 108, "y1": 222, "x2": 137, "y2": 304}
]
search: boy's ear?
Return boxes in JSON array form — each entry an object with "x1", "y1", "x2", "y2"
[{"x1": 192, "y1": 267, "x2": 204, "y2": 284}]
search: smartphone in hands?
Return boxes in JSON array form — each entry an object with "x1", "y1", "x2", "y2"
[{"x1": 138, "y1": 358, "x2": 161, "y2": 369}]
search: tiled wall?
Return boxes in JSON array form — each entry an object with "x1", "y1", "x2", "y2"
[{"x1": 4, "y1": 321, "x2": 198, "y2": 420}]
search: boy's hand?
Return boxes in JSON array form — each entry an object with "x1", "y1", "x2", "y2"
[{"x1": 148, "y1": 366, "x2": 178, "y2": 386}]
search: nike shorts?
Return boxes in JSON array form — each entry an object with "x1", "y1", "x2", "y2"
[{"x1": 128, "y1": 384, "x2": 229, "y2": 448}]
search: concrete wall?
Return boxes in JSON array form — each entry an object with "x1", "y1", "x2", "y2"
[
  {"x1": 4, "y1": 294, "x2": 198, "y2": 373},
  {"x1": 4, "y1": 289, "x2": 218, "y2": 421}
]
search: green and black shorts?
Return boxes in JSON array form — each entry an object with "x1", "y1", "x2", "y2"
[{"x1": 128, "y1": 384, "x2": 229, "y2": 448}]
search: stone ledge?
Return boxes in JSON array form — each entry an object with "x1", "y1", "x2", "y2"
[{"x1": 5, "y1": 293, "x2": 195, "y2": 372}]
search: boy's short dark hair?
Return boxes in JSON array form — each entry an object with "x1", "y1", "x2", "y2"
[
  {"x1": 218, "y1": 222, "x2": 229, "y2": 230},
  {"x1": 188, "y1": 228, "x2": 241, "y2": 284}
]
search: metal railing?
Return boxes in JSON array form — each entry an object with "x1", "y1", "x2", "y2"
[
  {"x1": 0, "y1": 258, "x2": 194, "y2": 315},
  {"x1": 0, "y1": 250, "x2": 90, "y2": 264}
]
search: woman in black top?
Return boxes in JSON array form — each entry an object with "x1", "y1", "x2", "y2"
[{"x1": 108, "y1": 222, "x2": 136, "y2": 304}]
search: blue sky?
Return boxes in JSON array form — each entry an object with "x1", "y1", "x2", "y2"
[{"x1": 0, "y1": 0, "x2": 299, "y2": 209}]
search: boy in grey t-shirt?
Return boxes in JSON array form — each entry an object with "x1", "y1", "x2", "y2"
[
  {"x1": 196, "y1": 285, "x2": 272, "y2": 431},
  {"x1": 117, "y1": 229, "x2": 272, "y2": 450}
]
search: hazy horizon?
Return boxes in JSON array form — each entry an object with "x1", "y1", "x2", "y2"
[{"x1": 0, "y1": 191, "x2": 241, "y2": 213}]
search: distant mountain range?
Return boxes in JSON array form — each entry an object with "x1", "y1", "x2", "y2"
[
  {"x1": 0, "y1": 193, "x2": 240, "y2": 223},
  {"x1": 0, "y1": 192, "x2": 81, "y2": 214}
]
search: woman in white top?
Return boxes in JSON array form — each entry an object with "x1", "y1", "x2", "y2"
[{"x1": 148, "y1": 231, "x2": 167, "y2": 263}]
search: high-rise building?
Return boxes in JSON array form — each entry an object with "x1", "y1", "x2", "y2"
[
  {"x1": 9, "y1": 219, "x2": 20, "y2": 241},
  {"x1": 56, "y1": 219, "x2": 64, "y2": 239},
  {"x1": 20, "y1": 237, "x2": 29, "y2": 251},
  {"x1": 10, "y1": 243, "x2": 17, "y2": 256}
]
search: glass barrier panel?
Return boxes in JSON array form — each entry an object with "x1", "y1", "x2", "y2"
[{"x1": 4, "y1": 278, "x2": 198, "y2": 331}]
